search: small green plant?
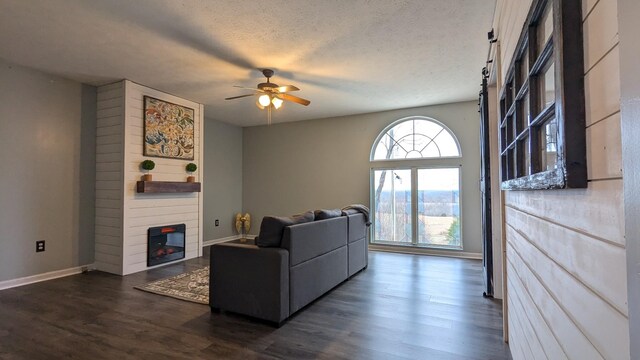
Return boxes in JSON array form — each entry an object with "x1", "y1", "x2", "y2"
[
  {"x1": 140, "y1": 160, "x2": 155, "y2": 172},
  {"x1": 185, "y1": 163, "x2": 197, "y2": 173}
]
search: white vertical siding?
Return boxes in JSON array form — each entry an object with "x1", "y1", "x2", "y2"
[{"x1": 492, "y1": 0, "x2": 629, "y2": 358}]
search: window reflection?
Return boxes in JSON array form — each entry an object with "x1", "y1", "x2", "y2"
[{"x1": 540, "y1": 119, "x2": 558, "y2": 171}]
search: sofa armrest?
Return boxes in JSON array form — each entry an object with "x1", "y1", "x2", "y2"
[{"x1": 209, "y1": 242, "x2": 289, "y2": 324}]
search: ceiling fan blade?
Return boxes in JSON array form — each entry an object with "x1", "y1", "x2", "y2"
[
  {"x1": 275, "y1": 85, "x2": 300, "y2": 93},
  {"x1": 233, "y1": 85, "x2": 264, "y2": 92},
  {"x1": 278, "y1": 93, "x2": 310, "y2": 106},
  {"x1": 225, "y1": 94, "x2": 255, "y2": 100}
]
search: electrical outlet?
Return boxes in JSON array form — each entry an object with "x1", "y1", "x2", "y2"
[
  {"x1": 215, "y1": 219, "x2": 219, "y2": 227},
  {"x1": 36, "y1": 240, "x2": 45, "y2": 252}
]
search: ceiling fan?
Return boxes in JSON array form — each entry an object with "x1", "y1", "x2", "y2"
[{"x1": 225, "y1": 69, "x2": 310, "y2": 124}]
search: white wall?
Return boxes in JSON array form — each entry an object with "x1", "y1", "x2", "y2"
[
  {"x1": 0, "y1": 59, "x2": 96, "y2": 282},
  {"x1": 203, "y1": 118, "x2": 243, "y2": 241},
  {"x1": 95, "y1": 80, "x2": 204, "y2": 275},
  {"x1": 243, "y1": 101, "x2": 484, "y2": 254},
  {"x1": 492, "y1": 0, "x2": 629, "y2": 358}
]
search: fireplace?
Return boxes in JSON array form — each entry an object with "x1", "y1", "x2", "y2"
[{"x1": 147, "y1": 224, "x2": 186, "y2": 266}]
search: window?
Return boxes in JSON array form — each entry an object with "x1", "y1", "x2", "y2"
[
  {"x1": 499, "y1": 0, "x2": 586, "y2": 190},
  {"x1": 370, "y1": 117, "x2": 463, "y2": 249},
  {"x1": 371, "y1": 118, "x2": 460, "y2": 160}
]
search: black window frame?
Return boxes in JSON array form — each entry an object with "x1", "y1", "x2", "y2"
[{"x1": 499, "y1": 0, "x2": 586, "y2": 190}]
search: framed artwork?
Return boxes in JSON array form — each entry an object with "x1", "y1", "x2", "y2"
[{"x1": 143, "y1": 96, "x2": 195, "y2": 160}]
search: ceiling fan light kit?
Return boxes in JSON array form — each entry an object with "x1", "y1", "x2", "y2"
[
  {"x1": 271, "y1": 96, "x2": 283, "y2": 109},
  {"x1": 258, "y1": 94, "x2": 271, "y2": 107},
  {"x1": 225, "y1": 69, "x2": 310, "y2": 125}
]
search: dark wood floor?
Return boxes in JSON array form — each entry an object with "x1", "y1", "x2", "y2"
[{"x1": 0, "y1": 250, "x2": 511, "y2": 360}]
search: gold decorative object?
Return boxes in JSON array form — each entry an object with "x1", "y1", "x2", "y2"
[{"x1": 235, "y1": 213, "x2": 251, "y2": 235}]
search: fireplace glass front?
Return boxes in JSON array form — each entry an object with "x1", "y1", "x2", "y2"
[{"x1": 147, "y1": 224, "x2": 186, "y2": 266}]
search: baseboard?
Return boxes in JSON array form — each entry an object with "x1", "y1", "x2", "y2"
[
  {"x1": 203, "y1": 234, "x2": 256, "y2": 247},
  {"x1": 0, "y1": 263, "x2": 95, "y2": 291},
  {"x1": 369, "y1": 244, "x2": 482, "y2": 260}
]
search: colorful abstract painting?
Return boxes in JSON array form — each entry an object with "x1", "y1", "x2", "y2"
[{"x1": 143, "y1": 96, "x2": 195, "y2": 160}]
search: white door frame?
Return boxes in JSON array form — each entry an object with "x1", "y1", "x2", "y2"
[{"x1": 619, "y1": 0, "x2": 640, "y2": 358}]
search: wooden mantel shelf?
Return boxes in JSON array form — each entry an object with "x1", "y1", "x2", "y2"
[{"x1": 136, "y1": 181, "x2": 201, "y2": 193}]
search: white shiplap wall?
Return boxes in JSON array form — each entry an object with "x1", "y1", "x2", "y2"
[
  {"x1": 95, "y1": 80, "x2": 204, "y2": 275},
  {"x1": 95, "y1": 82, "x2": 125, "y2": 275},
  {"x1": 492, "y1": 0, "x2": 628, "y2": 358}
]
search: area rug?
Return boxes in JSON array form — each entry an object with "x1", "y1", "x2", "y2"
[{"x1": 134, "y1": 266, "x2": 209, "y2": 304}]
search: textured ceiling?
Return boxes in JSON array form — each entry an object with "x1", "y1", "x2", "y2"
[{"x1": 0, "y1": 0, "x2": 495, "y2": 126}]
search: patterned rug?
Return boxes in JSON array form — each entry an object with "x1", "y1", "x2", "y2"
[{"x1": 134, "y1": 266, "x2": 209, "y2": 304}]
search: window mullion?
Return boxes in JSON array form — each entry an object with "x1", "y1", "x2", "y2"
[{"x1": 411, "y1": 168, "x2": 418, "y2": 245}]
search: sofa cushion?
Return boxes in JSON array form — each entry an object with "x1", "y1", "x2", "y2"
[
  {"x1": 256, "y1": 211, "x2": 315, "y2": 247},
  {"x1": 346, "y1": 212, "x2": 368, "y2": 243},
  {"x1": 281, "y1": 216, "x2": 348, "y2": 266},
  {"x1": 314, "y1": 209, "x2": 342, "y2": 220}
]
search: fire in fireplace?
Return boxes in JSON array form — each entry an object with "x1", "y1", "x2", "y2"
[{"x1": 147, "y1": 224, "x2": 186, "y2": 266}]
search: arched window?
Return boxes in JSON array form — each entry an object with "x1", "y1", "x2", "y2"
[
  {"x1": 370, "y1": 116, "x2": 463, "y2": 250},
  {"x1": 371, "y1": 117, "x2": 461, "y2": 160}
]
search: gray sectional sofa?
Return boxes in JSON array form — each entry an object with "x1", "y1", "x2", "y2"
[{"x1": 209, "y1": 211, "x2": 368, "y2": 325}]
